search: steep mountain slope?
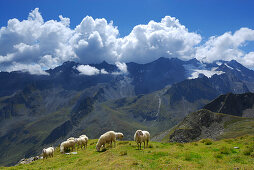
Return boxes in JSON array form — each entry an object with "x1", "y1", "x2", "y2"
[
  {"x1": 0, "y1": 80, "x2": 136, "y2": 166},
  {"x1": 204, "y1": 92, "x2": 254, "y2": 118},
  {"x1": 160, "y1": 109, "x2": 254, "y2": 143}
]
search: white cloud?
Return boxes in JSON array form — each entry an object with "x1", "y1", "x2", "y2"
[
  {"x1": 115, "y1": 62, "x2": 128, "y2": 74},
  {"x1": 0, "y1": 8, "x2": 75, "y2": 74},
  {"x1": 72, "y1": 16, "x2": 119, "y2": 64},
  {"x1": 4, "y1": 62, "x2": 49, "y2": 75},
  {"x1": 100, "y1": 68, "x2": 108, "y2": 74},
  {"x1": 0, "y1": 8, "x2": 254, "y2": 75},
  {"x1": 117, "y1": 16, "x2": 201, "y2": 63},
  {"x1": 76, "y1": 65, "x2": 100, "y2": 76},
  {"x1": 195, "y1": 28, "x2": 254, "y2": 68},
  {"x1": 239, "y1": 52, "x2": 254, "y2": 69},
  {"x1": 188, "y1": 68, "x2": 224, "y2": 79}
]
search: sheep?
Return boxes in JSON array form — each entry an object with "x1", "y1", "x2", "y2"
[
  {"x1": 115, "y1": 132, "x2": 124, "y2": 140},
  {"x1": 79, "y1": 134, "x2": 88, "y2": 139},
  {"x1": 79, "y1": 134, "x2": 89, "y2": 148},
  {"x1": 67, "y1": 137, "x2": 75, "y2": 141},
  {"x1": 76, "y1": 136, "x2": 88, "y2": 150},
  {"x1": 60, "y1": 139, "x2": 76, "y2": 153},
  {"x1": 96, "y1": 131, "x2": 116, "y2": 151},
  {"x1": 42, "y1": 146, "x2": 54, "y2": 159},
  {"x1": 134, "y1": 130, "x2": 150, "y2": 150}
]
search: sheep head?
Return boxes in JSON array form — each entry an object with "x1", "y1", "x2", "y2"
[
  {"x1": 96, "y1": 143, "x2": 100, "y2": 151},
  {"x1": 119, "y1": 133, "x2": 124, "y2": 139},
  {"x1": 136, "y1": 130, "x2": 144, "y2": 137}
]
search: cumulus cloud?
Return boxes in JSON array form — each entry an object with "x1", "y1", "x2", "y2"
[
  {"x1": 0, "y1": 8, "x2": 254, "y2": 75},
  {"x1": 195, "y1": 28, "x2": 254, "y2": 68},
  {"x1": 115, "y1": 62, "x2": 128, "y2": 74},
  {"x1": 76, "y1": 65, "x2": 100, "y2": 76},
  {"x1": 0, "y1": 8, "x2": 75, "y2": 74},
  {"x1": 117, "y1": 16, "x2": 201, "y2": 63},
  {"x1": 100, "y1": 68, "x2": 108, "y2": 74},
  {"x1": 76, "y1": 64, "x2": 109, "y2": 75},
  {"x1": 5, "y1": 62, "x2": 49, "y2": 75}
]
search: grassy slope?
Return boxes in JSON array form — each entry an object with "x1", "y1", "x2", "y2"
[
  {"x1": 0, "y1": 90, "x2": 83, "y2": 166},
  {"x1": 160, "y1": 111, "x2": 254, "y2": 143},
  {"x1": 3, "y1": 135, "x2": 254, "y2": 169}
]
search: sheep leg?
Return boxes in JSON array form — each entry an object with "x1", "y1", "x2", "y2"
[{"x1": 143, "y1": 141, "x2": 145, "y2": 149}]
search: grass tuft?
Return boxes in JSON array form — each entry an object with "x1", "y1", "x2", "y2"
[
  {"x1": 176, "y1": 143, "x2": 184, "y2": 147},
  {"x1": 220, "y1": 146, "x2": 230, "y2": 155},
  {"x1": 214, "y1": 153, "x2": 223, "y2": 159},
  {"x1": 120, "y1": 150, "x2": 127, "y2": 156},
  {"x1": 200, "y1": 138, "x2": 213, "y2": 145},
  {"x1": 148, "y1": 144, "x2": 154, "y2": 148},
  {"x1": 118, "y1": 141, "x2": 129, "y2": 145},
  {"x1": 242, "y1": 147, "x2": 254, "y2": 156}
]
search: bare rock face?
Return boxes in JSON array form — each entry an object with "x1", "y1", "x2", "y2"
[
  {"x1": 169, "y1": 109, "x2": 225, "y2": 143},
  {"x1": 16, "y1": 156, "x2": 42, "y2": 165}
]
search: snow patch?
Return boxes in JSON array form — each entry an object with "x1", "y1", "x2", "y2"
[
  {"x1": 225, "y1": 63, "x2": 234, "y2": 70},
  {"x1": 188, "y1": 67, "x2": 224, "y2": 79}
]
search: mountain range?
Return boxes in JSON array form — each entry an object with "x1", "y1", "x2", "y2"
[{"x1": 1, "y1": 57, "x2": 254, "y2": 166}]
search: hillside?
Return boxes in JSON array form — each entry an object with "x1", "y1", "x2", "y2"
[
  {"x1": 204, "y1": 92, "x2": 254, "y2": 118},
  {"x1": 2, "y1": 135, "x2": 254, "y2": 169},
  {"x1": 159, "y1": 109, "x2": 254, "y2": 143}
]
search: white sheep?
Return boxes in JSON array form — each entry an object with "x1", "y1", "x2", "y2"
[
  {"x1": 67, "y1": 137, "x2": 75, "y2": 141},
  {"x1": 134, "y1": 130, "x2": 150, "y2": 150},
  {"x1": 42, "y1": 146, "x2": 54, "y2": 159},
  {"x1": 96, "y1": 131, "x2": 116, "y2": 151},
  {"x1": 79, "y1": 134, "x2": 89, "y2": 147},
  {"x1": 79, "y1": 135, "x2": 88, "y2": 139},
  {"x1": 115, "y1": 132, "x2": 124, "y2": 140},
  {"x1": 76, "y1": 135, "x2": 88, "y2": 150},
  {"x1": 60, "y1": 139, "x2": 76, "y2": 153}
]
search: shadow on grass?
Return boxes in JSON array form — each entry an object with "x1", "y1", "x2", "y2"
[{"x1": 98, "y1": 148, "x2": 107, "y2": 153}]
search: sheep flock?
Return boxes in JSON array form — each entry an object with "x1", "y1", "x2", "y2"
[{"x1": 42, "y1": 130, "x2": 149, "y2": 159}]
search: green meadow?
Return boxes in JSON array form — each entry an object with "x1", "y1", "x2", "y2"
[{"x1": 3, "y1": 135, "x2": 254, "y2": 169}]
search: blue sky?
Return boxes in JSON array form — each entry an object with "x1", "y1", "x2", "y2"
[
  {"x1": 0, "y1": 0, "x2": 254, "y2": 74},
  {"x1": 1, "y1": 0, "x2": 253, "y2": 38}
]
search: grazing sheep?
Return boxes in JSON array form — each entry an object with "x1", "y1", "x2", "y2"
[
  {"x1": 96, "y1": 131, "x2": 116, "y2": 151},
  {"x1": 67, "y1": 137, "x2": 75, "y2": 141},
  {"x1": 79, "y1": 134, "x2": 89, "y2": 148},
  {"x1": 60, "y1": 139, "x2": 76, "y2": 153},
  {"x1": 42, "y1": 147, "x2": 54, "y2": 159},
  {"x1": 134, "y1": 130, "x2": 150, "y2": 150},
  {"x1": 115, "y1": 132, "x2": 124, "y2": 140},
  {"x1": 79, "y1": 135, "x2": 88, "y2": 139},
  {"x1": 76, "y1": 136, "x2": 88, "y2": 150}
]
